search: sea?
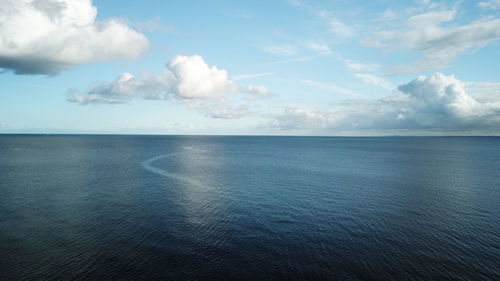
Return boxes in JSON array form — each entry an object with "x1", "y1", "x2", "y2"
[{"x1": 0, "y1": 135, "x2": 499, "y2": 280}]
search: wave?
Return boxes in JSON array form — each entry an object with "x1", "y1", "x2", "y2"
[
  {"x1": 181, "y1": 146, "x2": 210, "y2": 153},
  {"x1": 140, "y1": 148, "x2": 206, "y2": 188}
]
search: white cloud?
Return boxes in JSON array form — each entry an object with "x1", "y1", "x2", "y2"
[
  {"x1": 266, "y1": 56, "x2": 312, "y2": 65},
  {"x1": 397, "y1": 73, "x2": 485, "y2": 119},
  {"x1": 262, "y1": 44, "x2": 298, "y2": 56},
  {"x1": 168, "y1": 55, "x2": 237, "y2": 99},
  {"x1": 243, "y1": 85, "x2": 275, "y2": 101},
  {"x1": 67, "y1": 71, "x2": 172, "y2": 104},
  {"x1": 478, "y1": 0, "x2": 500, "y2": 10},
  {"x1": 339, "y1": 58, "x2": 378, "y2": 73},
  {"x1": 132, "y1": 16, "x2": 174, "y2": 32},
  {"x1": 466, "y1": 81, "x2": 500, "y2": 97},
  {"x1": 318, "y1": 10, "x2": 354, "y2": 38},
  {"x1": 67, "y1": 55, "x2": 273, "y2": 118},
  {"x1": 208, "y1": 106, "x2": 252, "y2": 119},
  {"x1": 355, "y1": 74, "x2": 393, "y2": 91},
  {"x1": 306, "y1": 43, "x2": 333, "y2": 55},
  {"x1": 271, "y1": 107, "x2": 342, "y2": 130},
  {"x1": 416, "y1": 0, "x2": 432, "y2": 6},
  {"x1": 289, "y1": 1, "x2": 354, "y2": 38},
  {"x1": 378, "y1": 9, "x2": 396, "y2": 21},
  {"x1": 270, "y1": 73, "x2": 500, "y2": 133},
  {"x1": 233, "y1": 72, "x2": 274, "y2": 81},
  {"x1": 301, "y1": 79, "x2": 358, "y2": 96},
  {"x1": 364, "y1": 9, "x2": 500, "y2": 73},
  {"x1": 335, "y1": 57, "x2": 390, "y2": 91},
  {"x1": 0, "y1": 0, "x2": 149, "y2": 75}
]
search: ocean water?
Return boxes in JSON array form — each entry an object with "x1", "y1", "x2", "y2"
[{"x1": 0, "y1": 135, "x2": 498, "y2": 281}]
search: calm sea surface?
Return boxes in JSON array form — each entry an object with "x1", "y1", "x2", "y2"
[{"x1": 0, "y1": 135, "x2": 499, "y2": 280}]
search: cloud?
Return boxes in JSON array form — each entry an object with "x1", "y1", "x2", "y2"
[
  {"x1": 335, "y1": 57, "x2": 391, "y2": 91},
  {"x1": 132, "y1": 16, "x2": 174, "y2": 32},
  {"x1": 338, "y1": 58, "x2": 378, "y2": 73},
  {"x1": 168, "y1": 55, "x2": 238, "y2": 99},
  {"x1": 415, "y1": 0, "x2": 432, "y2": 6},
  {"x1": 478, "y1": 0, "x2": 500, "y2": 10},
  {"x1": 306, "y1": 43, "x2": 333, "y2": 55},
  {"x1": 208, "y1": 106, "x2": 252, "y2": 119},
  {"x1": 0, "y1": 0, "x2": 149, "y2": 75},
  {"x1": 465, "y1": 81, "x2": 500, "y2": 98},
  {"x1": 364, "y1": 9, "x2": 500, "y2": 73},
  {"x1": 266, "y1": 56, "x2": 312, "y2": 65},
  {"x1": 67, "y1": 55, "x2": 273, "y2": 118},
  {"x1": 355, "y1": 74, "x2": 393, "y2": 91},
  {"x1": 318, "y1": 10, "x2": 354, "y2": 38},
  {"x1": 289, "y1": 0, "x2": 354, "y2": 38},
  {"x1": 243, "y1": 85, "x2": 275, "y2": 101},
  {"x1": 270, "y1": 107, "x2": 342, "y2": 131},
  {"x1": 66, "y1": 72, "x2": 172, "y2": 104},
  {"x1": 301, "y1": 79, "x2": 358, "y2": 96},
  {"x1": 233, "y1": 72, "x2": 274, "y2": 81},
  {"x1": 378, "y1": 9, "x2": 396, "y2": 21},
  {"x1": 269, "y1": 73, "x2": 500, "y2": 133},
  {"x1": 262, "y1": 44, "x2": 298, "y2": 56}
]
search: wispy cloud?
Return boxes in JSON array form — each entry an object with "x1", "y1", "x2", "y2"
[
  {"x1": 478, "y1": 0, "x2": 500, "y2": 10},
  {"x1": 266, "y1": 56, "x2": 312, "y2": 65},
  {"x1": 355, "y1": 74, "x2": 393, "y2": 91},
  {"x1": 377, "y1": 9, "x2": 396, "y2": 21},
  {"x1": 301, "y1": 79, "x2": 358, "y2": 96},
  {"x1": 262, "y1": 44, "x2": 299, "y2": 56},
  {"x1": 233, "y1": 72, "x2": 274, "y2": 81},
  {"x1": 289, "y1": 0, "x2": 354, "y2": 38},
  {"x1": 306, "y1": 43, "x2": 333, "y2": 55},
  {"x1": 338, "y1": 58, "x2": 379, "y2": 73},
  {"x1": 132, "y1": 16, "x2": 174, "y2": 32},
  {"x1": 364, "y1": 9, "x2": 500, "y2": 73},
  {"x1": 317, "y1": 10, "x2": 355, "y2": 38}
]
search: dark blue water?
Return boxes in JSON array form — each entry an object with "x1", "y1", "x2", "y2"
[{"x1": 0, "y1": 135, "x2": 499, "y2": 280}]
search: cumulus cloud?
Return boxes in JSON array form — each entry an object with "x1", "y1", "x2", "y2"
[
  {"x1": 167, "y1": 55, "x2": 237, "y2": 99},
  {"x1": 269, "y1": 73, "x2": 500, "y2": 133},
  {"x1": 364, "y1": 9, "x2": 500, "y2": 73},
  {"x1": 0, "y1": 0, "x2": 149, "y2": 75},
  {"x1": 67, "y1": 55, "x2": 273, "y2": 118}
]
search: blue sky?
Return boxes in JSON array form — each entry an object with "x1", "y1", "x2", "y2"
[{"x1": 1, "y1": 0, "x2": 500, "y2": 135}]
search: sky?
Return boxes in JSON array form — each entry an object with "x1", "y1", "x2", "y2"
[{"x1": 1, "y1": 0, "x2": 500, "y2": 135}]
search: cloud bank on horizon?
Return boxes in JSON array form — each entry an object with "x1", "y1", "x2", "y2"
[
  {"x1": 270, "y1": 73, "x2": 500, "y2": 133},
  {"x1": 1, "y1": 0, "x2": 500, "y2": 135}
]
